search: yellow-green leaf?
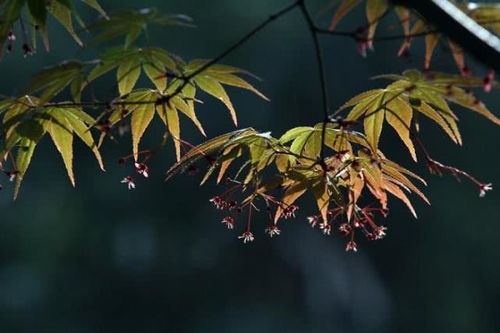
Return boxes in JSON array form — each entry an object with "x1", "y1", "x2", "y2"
[
  {"x1": 117, "y1": 59, "x2": 141, "y2": 95},
  {"x1": 194, "y1": 75, "x2": 237, "y2": 126},
  {"x1": 81, "y1": 0, "x2": 108, "y2": 19},
  {"x1": 47, "y1": 111, "x2": 75, "y2": 186},
  {"x1": 64, "y1": 108, "x2": 105, "y2": 170},
  {"x1": 385, "y1": 96, "x2": 416, "y2": 161},
  {"x1": 165, "y1": 105, "x2": 181, "y2": 161},
  {"x1": 131, "y1": 103, "x2": 155, "y2": 161},
  {"x1": 48, "y1": 1, "x2": 83, "y2": 46},
  {"x1": 363, "y1": 93, "x2": 385, "y2": 150}
]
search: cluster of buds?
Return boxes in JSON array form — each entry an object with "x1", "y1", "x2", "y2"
[
  {"x1": 306, "y1": 206, "x2": 388, "y2": 253},
  {"x1": 209, "y1": 189, "x2": 294, "y2": 243},
  {"x1": 209, "y1": 196, "x2": 238, "y2": 210},
  {"x1": 352, "y1": 207, "x2": 388, "y2": 242},
  {"x1": 281, "y1": 205, "x2": 299, "y2": 219},
  {"x1": 221, "y1": 216, "x2": 235, "y2": 229},
  {"x1": 4, "y1": 29, "x2": 34, "y2": 56}
]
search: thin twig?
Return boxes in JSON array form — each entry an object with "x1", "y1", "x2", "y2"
[{"x1": 299, "y1": 0, "x2": 330, "y2": 165}]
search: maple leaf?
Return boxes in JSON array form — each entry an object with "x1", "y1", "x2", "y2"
[{"x1": 0, "y1": 96, "x2": 104, "y2": 198}]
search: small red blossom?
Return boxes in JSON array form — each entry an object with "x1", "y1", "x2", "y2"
[
  {"x1": 354, "y1": 26, "x2": 370, "y2": 57},
  {"x1": 339, "y1": 223, "x2": 351, "y2": 237},
  {"x1": 483, "y1": 70, "x2": 495, "y2": 93},
  {"x1": 353, "y1": 218, "x2": 365, "y2": 228},
  {"x1": 22, "y1": 43, "x2": 33, "y2": 57},
  {"x1": 120, "y1": 176, "x2": 136, "y2": 190},
  {"x1": 374, "y1": 226, "x2": 387, "y2": 240},
  {"x1": 307, "y1": 215, "x2": 319, "y2": 228},
  {"x1": 282, "y1": 205, "x2": 298, "y2": 219},
  {"x1": 238, "y1": 231, "x2": 254, "y2": 243},
  {"x1": 479, "y1": 183, "x2": 493, "y2": 197},
  {"x1": 319, "y1": 222, "x2": 331, "y2": 235},
  {"x1": 134, "y1": 162, "x2": 149, "y2": 178},
  {"x1": 265, "y1": 225, "x2": 281, "y2": 237},
  {"x1": 5, "y1": 170, "x2": 19, "y2": 182},
  {"x1": 221, "y1": 216, "x2": 234, "y2": 229},
  {"x1": 209, "y1": 196, "x2": 226, "y2": 209},
  {"x1": 7, "y1": 31, "x2": 16, "y2": 41},
  {"x1": 461, "y1": 65, "x2": 472, "y2": 78},
  {"x1": 357, "y1": 39, "x2": 369, "y2": 58},
  {"x1": 345, "y1": 241, "x2": 358, "y2": 252}
]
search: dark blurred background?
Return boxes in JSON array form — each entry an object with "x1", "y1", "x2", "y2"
[{"x1": 0, "y1": 0, "x2": 499, "y2": 332}]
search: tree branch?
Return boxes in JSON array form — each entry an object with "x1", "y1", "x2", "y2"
[{"x1": 298, "y1": 0, "x2": 330, "y2": 164}]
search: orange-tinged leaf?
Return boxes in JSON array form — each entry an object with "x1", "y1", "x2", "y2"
[
  {"x1": 394, "y1": 6, "x2": 410, "y2": 36},
  {"x1": 274, "y1": 181, "x2": 308, "y2": 223},
  {"x1": 328, "y1": 0, "x2": 361, "y2": 31},
  {"x1": 382, "y1": 158, "x2": 426, "y2": 185},
  {"x1": 347, "y1": 174, "x2": 364, "y2": 221},
  {"x1": 382, "y1": 167, "x2": 429, "y2": 204},
  {"x1": 366, "y1": 0, "x2": 388, "y2": 47},
  {"x1": 424, "y1": 33, "x2": 440, "y2": 70},
  {"x1": 383, "y1": 178, "x2": 417, "y2": 218},
  {"x1": 397, "y1": 20, "x2": 427, "y2": 56},
  {"x1": 448, "y1": 39, "x2": 465, "y2": 72},
  {"x1": 311, "y1": 178, "x2": 330, "y2": 223}
]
